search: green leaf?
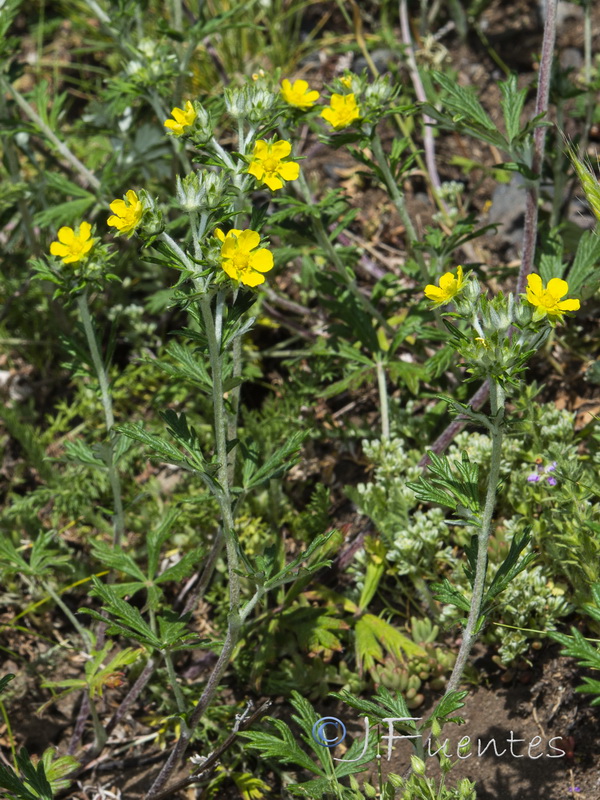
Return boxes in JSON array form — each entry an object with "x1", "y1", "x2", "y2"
[
  {"x1": 567, "y1": 229, "x2": 600, "y2": 295},
  {"x1": 406, "y1": 450, "x2": 481, "y2": 515},
  {"x1": 425, "y1": 690, "x2": 468, "y2": 727},
  {"x1": 432, "y1": 72, "x2": 497, "y2": 131},
  {"x1": 239, "y1": 719, "x2": 324, "y2": 775},
  {"x1": 263, "y1": 530, "x2": 337, "y2": 590},
  {"x1": 82, "y1": 577, "x2": 162, "y2": 649},
  {"x1": 483, "y1": 528, "x2": 537, "y2": 613},
  {"x1": 355, "y1": 614, "x2": 427, "y2": 673},
  {"x1": 431, "y1": 578, "x2": 471, "y2": 612},
  {"x1": 499, "y1": 74, "x2": 527, "y2": 144},
  {"x1": 241, "y1": 430, "x2": 306, "y2": 491},
  {"x1": 538, "y1": 231, "x2": 565, "y2": 283},
  {"x1": 331, "y1": 686, "x2": 417, "y2": 729},
  {"x1": 0, "y1": 674, "x2": 15, "y2": 694}
]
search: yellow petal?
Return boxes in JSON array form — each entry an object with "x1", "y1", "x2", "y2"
[
  {"x1": 57, "y1": 226, "x2": 75, "y2": 244},
  {"x1": 424, "y1": 286, "x2": 444, "y2": 300},
  {"x1": 240, "y1": 270, "x2": 265, "y2": 287},
  {"x1": 526, "y1": 273, "x2": 542, "y2": 293},
  {"x1": 50, "y1": 242, "x2": 69, "y2": 257},
  {"x1": 546, "y1": 278, "x2": 569, "y2": 300},
  {"x1": 438, "y1": 272, "x2": 455, "y2": 290},
  {"x1": 107, "y1": 215, "x2": 124, "y2": 229},
  {"x1": 262, "y1": 174, "x2": 284, "y2": 190},
  {"x1": 248, "y1": 161, "x2": 265, "y2": 180},
  {"x1": 277, "y1": 161, "x2": 299, "y2": 181},
  {"x1": 79, "y1": 221, "x2": 92, "y2": 239},
  {"x1": 236, "y1": 230, "x2": 260, "y2": 252},
  {"x1": 249, "y1": 249, "x2": 274, "y2": 273},
  {"x1": 253, "y1": 140, "x2": 268, "y2": 158},
  {"x1": 557, "y1": 298, "x2": 580, "y2": 311},
  {"x1": 271, "y1": 140, "x2": 292, "y2": 159},
  {"x1": 109, "y1": 199, "x2": 127, "y2": 216}
]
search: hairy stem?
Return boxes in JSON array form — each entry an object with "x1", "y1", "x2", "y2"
[
  {"x1": 76, "y1": 293, "x2": 125, "y2": 547},
  {"x1": 443, "y1": 380, "x2": 505, "y2": 695},
  {"x1": 517, "y1": 0, "x2": 557, "y2": 296},
  {"x1": 375, "y1": 358, "x2": 390, "y2": 440},
  {"x1": 3, "y1": 79, "x2": 100, "y2": 191}
]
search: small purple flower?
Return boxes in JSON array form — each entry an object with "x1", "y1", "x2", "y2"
[
  {"x1": 547, "y1": 476, "x2": 557, "y2": 486},
  {"x1": 527, "y1": 473, "x2": 540, "y2": 483},
  {"x1": 545, "y1": 461, "x2": 557, "y2": 473}
]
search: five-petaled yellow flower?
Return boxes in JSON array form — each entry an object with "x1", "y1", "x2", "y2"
[
  {"x1": 280, "y1": 79, "x2": 320, "y2": 109},
  {"x1": 107, "y1": 190, "x2": 143, "y2": 237},
  {"x1": 247, "y1": 139, "x2": 299, "y2": 191},
  {"x1": 525, "y1": 273, "x2": 580, "y2": 323},
  {"x1": 215, "y1": 228, "x2": 274, "y2": 287},
  {"x1": 424, "y1": 265, "x2": 466, "y2": 307},
  {"x1": 164, "y1": 101, "x2": 197, "y2": 136},
  {"x1": 50, "y1": 221, "x2": 95, "y2": 264},
  {"x1": 320, "y1": 93, "x2": 361, "y2": 130}
]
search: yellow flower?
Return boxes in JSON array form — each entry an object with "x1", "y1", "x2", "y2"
[
  {"x1": 320, "y1": 93, "x2": 361, "y2": 130},
  {"x1": 247, "y1": 139, "x2": 299, "y2": 191},
  {"x1": 280, "y1": 79, "x2": 320, "y2": 109},
  {"x1": 424, "y1": 265, "x2": 466, "y2": 307},
  {"x1": 107, "y1": 190, "x2": 143, "y2": 237},
  {"x1": 49, "y1": 221, "x2": 95, "y2": 264},
  {"x1": 215, "y1": 228, "x2": 274, "y2": 287},
  {"x1": 339, "y1": 76, "x2": 353, "y2": 88},
  {"x1": 525, "y1": 273, "x2": 580, "y2": 323},
  {"x1": 164, "y1": 101, "x2": 197, "y2": 135}
]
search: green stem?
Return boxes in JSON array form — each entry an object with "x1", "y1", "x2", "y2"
[
  {"x1": 3, "y1": 79, "x2": 100, "y2": 191},
  {"x1": 76, "y1": 293, "x2": 125, "y2": 547},
  {"x1": 375, "y1": 358, "x2": 390, "y2": 440},
  {"x1": 88, "y1": 696, "x2": 108, "y2": 754},
  {"x1": 198, "y1": 293, "x2": 240, "y2": 611},
  {"x1": 442, "y1": 379, "x2": 505, "y2": 695},
  {"x1": 163, "y1": 651, "x2": 189, "y2": 734},
  {"x1": 370, "y1": 133, "x2": 419, "y2": 248},
  {"x1": 44, "y1": 581, "x2": 92, "y2": 650}
]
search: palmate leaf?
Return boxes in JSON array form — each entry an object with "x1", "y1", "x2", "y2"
[
  {"x1": 567, "y1": 229, "x2": 600, "y2": 296},
  {"x1": 292, "y1": 609, "x2": 349, "y2": 658},
  {"x1": 330, "y1": 686, "x2": 416, "y2": 731},
  {"x1": 499, "y1": 74, "x2": 527, "y2": 144},
  {"x1": 263, "y1": 530, "x2": 337, "y2": 590},
  {"x1": 238, "y1": 718, "x2": 324, "y2": 775},
  {"x1": 115, "y1": 416, "x2": 221, "y2": 496},
  {"x1": 406, "y1": 450, "x2": 481, "y2": 515},
  {"x1": 483, "y1": 528, "x2": 536, "y2": 613},
  {"x1": 0, "y1": 674, "x2": 15, "y2": 694},
  {"x1": 241, "y1": 430, "x2": 306, "y2": 491},
  {"x1": 156, "y1": 341, "x2": 212, "y2": 391},
  {"x1": 355, "y1": 614, "x2": 427, "y2": 674},
  {"x1": 430, "y1": 578, "x2": 471, "y2": 613},
  {"x1": 82, "y1": 578, "x2": 160, "y2": 648},
  {"x1": 424, "y1": 690, "x2": 468, "y2": 729},
  {"x1": 0, "y1": 748, "x2": 53, "y2": 800},
  {"x1": 287, "y1": 777, "x2": 333, "y2": 798}
]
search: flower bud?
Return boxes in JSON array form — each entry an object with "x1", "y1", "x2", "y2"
[
  {"x1": 410, "y1": 755, "x2": 426, "y2": 776},
  {"x1": 176, "y1": 170, "x2": 226, "y2": 212}
]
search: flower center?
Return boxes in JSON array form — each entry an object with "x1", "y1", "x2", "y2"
[
  {"x1": 539, "y1": 291, "x2": 558, "y2": 310},
  {"x1": 262, "y1": 157, "x2": 279, "y2": 173},
  {"x1": 232, "y1": 253, "x2": 250, "y2": 271}
]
